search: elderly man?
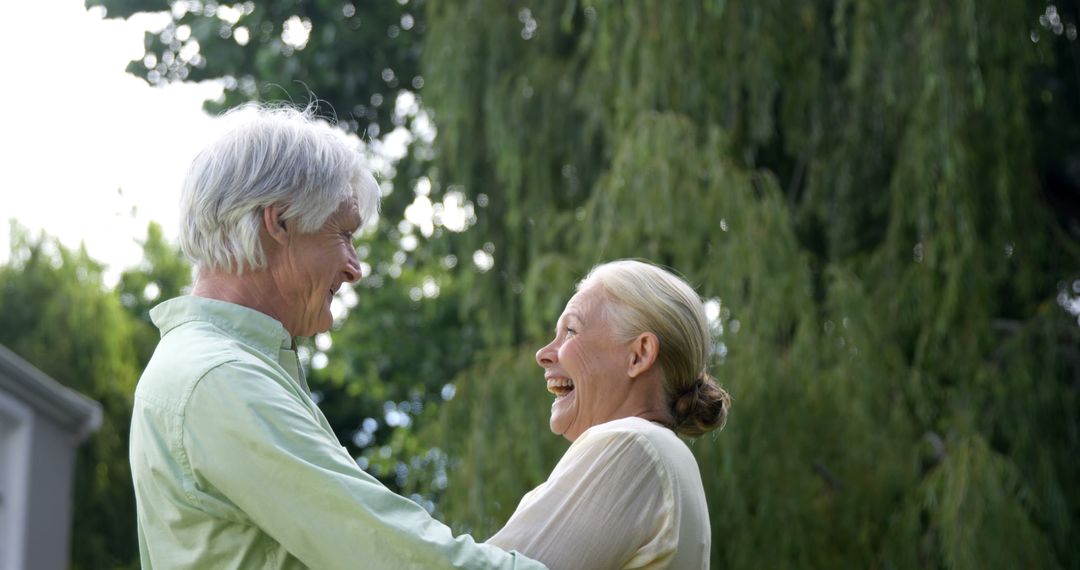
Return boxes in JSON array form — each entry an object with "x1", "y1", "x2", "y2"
[{"x1": 130, "y1": 105, "x2": 545, "y2": 569}]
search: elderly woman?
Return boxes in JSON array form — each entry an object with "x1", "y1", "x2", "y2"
[
  {"x1": 130, "y1": 104, "x2": 545, "y2": 569},
  {"x1": 487, "y1": 260, "x2": 731, "y2": 569}
]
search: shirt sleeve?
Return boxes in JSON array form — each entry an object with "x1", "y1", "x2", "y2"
[
  {"x1": 486, "y1": 427, "x2": 677, "y2": 570},
  {"x1": 181, "y1": 360, "x2": 546, "y2": 570}
]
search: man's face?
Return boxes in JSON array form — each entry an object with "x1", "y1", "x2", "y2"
[{"x1": 274, "y1": 198, "x2": 363, "y2": 336}]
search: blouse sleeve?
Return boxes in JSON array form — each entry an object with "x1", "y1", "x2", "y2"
[{"x1": 486, "y1": 427, "x2": 678, "y2": 570}]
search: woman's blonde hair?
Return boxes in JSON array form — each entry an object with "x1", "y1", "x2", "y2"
[{"x1": 579, "y1": 259, "x2": 731, "y2": 437}]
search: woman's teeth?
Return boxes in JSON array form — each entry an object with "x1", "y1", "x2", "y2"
[{"x1": 546, "y1": 378, "x2": 575, "y2": 397}]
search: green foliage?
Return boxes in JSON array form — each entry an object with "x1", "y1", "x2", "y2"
[
  {"x1": 115, "y1": 222, "x2": 192, "y2": 364},
  {"x1": 87, "y1": 0, "x2": 425, "y2": 140},
  {"x1": 416, "y1": 1, "x2": 1080, "y2": 568},
  {"x1": 0, "y1": 224, "x2": 140, "y2": 570},
  {"x1": 0, "y1": 222, "x2": 195, "y2": 569},
  {"x1": 87, "y1": 0, "x2": 1080, "y2": 568}
]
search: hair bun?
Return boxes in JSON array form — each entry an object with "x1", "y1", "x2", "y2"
[{"x1": 672, "y1": 374, "x2": 731, "y2": 437}]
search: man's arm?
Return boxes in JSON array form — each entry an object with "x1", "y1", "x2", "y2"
[{"x1": 182, "y1": 361, "x2": 545, "y2": 570}]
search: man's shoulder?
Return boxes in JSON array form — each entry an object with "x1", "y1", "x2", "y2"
[{"x1": 136, "y1": 320, "x2": 275, "y2": 408}]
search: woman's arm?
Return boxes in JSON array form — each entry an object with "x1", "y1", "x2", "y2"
[{"x1": 487, "y1": 427, "x2": 678, "y2": 570}]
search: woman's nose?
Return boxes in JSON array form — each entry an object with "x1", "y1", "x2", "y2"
[{"x1": 535, "y1": 340, "x2": 557, "y2": 367}]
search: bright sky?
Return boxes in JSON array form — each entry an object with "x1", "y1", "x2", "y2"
[{"x1": 0, "y1": 0, "x2": 224, "y2": 283}]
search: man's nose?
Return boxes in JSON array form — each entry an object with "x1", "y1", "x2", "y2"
[{"x1": 343, "y1": 248, "x2": 362, "y2": 283}]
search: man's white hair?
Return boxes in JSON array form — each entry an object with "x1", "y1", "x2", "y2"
[{"x1": 179, "y1": 103, "x2": 379, "y2": 275}]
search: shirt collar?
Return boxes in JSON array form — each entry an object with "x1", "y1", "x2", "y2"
[{"x1": 150, "y1": 295, "x2": 293, "y2": 357}]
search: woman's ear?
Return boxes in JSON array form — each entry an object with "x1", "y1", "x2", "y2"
[
  {"x1": 627, "y1": 332, "x2": 660, "y2": 378},
  {"x1": 263, "y1": 204, "x2": 290, "y2": 245}
]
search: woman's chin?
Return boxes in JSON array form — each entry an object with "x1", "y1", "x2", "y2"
[{"x1": 549, "y1": 389, "x2": 577, "y2": 438}]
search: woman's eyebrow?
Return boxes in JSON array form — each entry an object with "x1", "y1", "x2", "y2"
[{"x1": 561, "y1": 312, "x2": 583, "y2": 327}]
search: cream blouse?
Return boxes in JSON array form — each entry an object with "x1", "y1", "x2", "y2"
[{"x1": 487, "y1": 417, "x2": 711, "y2": 569}]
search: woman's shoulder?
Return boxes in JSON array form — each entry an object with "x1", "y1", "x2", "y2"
[
  {"x1": 577, "y1": 417, "x2": 702, "y2": 478},
  {"x1": 581, "y1": 416, "x2": 683, "y2": 448},
  {"x1": 570, "y1": 417, "x2": 689, "y2": 465}
]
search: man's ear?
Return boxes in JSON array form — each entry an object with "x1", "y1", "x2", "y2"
[
  {"x1": 263, "y1": 204, "x2": 290, "y2": 246},
  {"x1": 627, "y1": 332, "x2": 660, "y2": 379}
]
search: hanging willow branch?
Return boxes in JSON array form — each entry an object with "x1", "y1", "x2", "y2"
[{"x1": 419, "y1": 2, "x2": 1080, "y2": 568}]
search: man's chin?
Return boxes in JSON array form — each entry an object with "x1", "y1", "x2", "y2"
[
  {"x1": 309, "y1": 306, "x2": 334, "y2": 336},
  {"x1": 293, "y1": 320, "x2": 331, "y2": 338}
]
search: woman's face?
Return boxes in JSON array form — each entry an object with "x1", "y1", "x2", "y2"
[{"x1": 535, "y1": 283, "x2": 633, "y2": 441}]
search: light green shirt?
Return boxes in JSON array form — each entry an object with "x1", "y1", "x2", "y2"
[{"x1": 131, "y1": 296, "x2": 545, "y2": 569}]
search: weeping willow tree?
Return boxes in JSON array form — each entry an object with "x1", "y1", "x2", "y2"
[
  {"x1": 96, "y1": 0, "x2": 1079, "y2": 566},
  {"x1": 414, "y1": 2, "x2": 1080, "y2": 568}
]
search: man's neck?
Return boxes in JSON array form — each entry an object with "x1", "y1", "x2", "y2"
[{"x1": 192, "y1": 270, "x2": 293, "y2": 334}]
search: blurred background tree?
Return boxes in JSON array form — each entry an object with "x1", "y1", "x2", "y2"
[
  {"x1": 0, "y1": 0, "x2": 1070, "y2": 567},
  {"x1": 0, "y1": 225, "x2": 143, "y2": 569}
]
